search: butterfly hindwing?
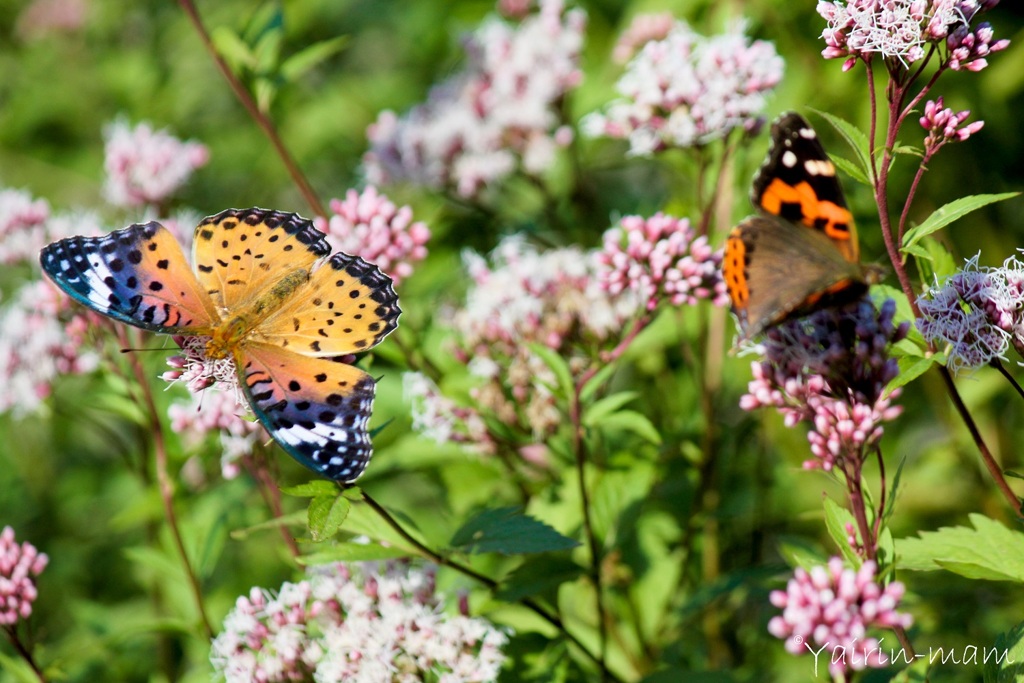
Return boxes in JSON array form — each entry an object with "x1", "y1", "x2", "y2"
[
  {"x1": 724, "y1": 216, "x2": 866, "y2": 340},
  {"x1": 192, "y1": 208, "x2": 332, "y2": 314},
  {"x1": 751, "y1": 112, "x2": 858, "y2": 262},
  {"x1": 40, "y1": 222, "x2": 219, "y2": 333},
  {"x1": 238, "y1": 342, "x2": 377, "y2": 482},
  {"x1": 254, "y1": 252, "x2": 401, "y2": 357}
]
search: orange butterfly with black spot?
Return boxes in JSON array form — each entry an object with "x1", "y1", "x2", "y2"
[
  {"x1": 723, "y1": 112, "x2": 875, "y2": 340},
  {"x1": 40, "y1": 208, "x2": 400, "y2": 483}
]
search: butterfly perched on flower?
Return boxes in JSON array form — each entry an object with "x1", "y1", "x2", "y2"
[
  {"x1": 40, "y1": 208, "x2": 401, "y2": 483},
  {"x1": 723, "y1": 112, "x2": 875, "y2": 340}
]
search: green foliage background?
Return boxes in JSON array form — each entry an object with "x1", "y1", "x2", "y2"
[{"x1": 2, "y1": 0, "x2": 1024, "y2": 681}]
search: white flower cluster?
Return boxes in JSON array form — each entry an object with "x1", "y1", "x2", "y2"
[
  {"x1": 103, "y1": 119, "x2": 209, "y2": 207},
  {"x1": 584, "y1": 20, "x2": 783, "y2": 154},
  {"x1": 210, "y1": 562, "x2": 509, "y2": 683},
  {"x1": 364, "y1": 0, "x2": 584, "y2": 198}
]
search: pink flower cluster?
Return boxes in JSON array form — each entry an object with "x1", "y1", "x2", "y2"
[
  {"x1": 740, "y1": 300, "x2": 907, "y2": 469},
  {"x1": 210, "y1": 562, "x2": 509, "y2": 682},
  {"x1": 317, "y1": 186, "x2": 430, "y2": 287},
  {"x1": 598, "y1": 213, "x2": 727, "y2": 311},
  {"x1": 0, "y1": 280, "x2": 100, "y2": 417},
  {"x1": 364, "y1": 0, "x2": 584, "y2": 198},
  {"x1": 917, "y1": 253, "x2": 1024, "y2": 371},
  {"x1": 583, "y1": 20, "x2": 783, "y2": 154},
  {"x1": 920, "y1": 97, "x2": 984, "y2": 149},
  {"x1": 818, "y1": 0, "x2": 1007, "y2": 72},
  {"x1": 0, "y1": 526, "x2": 48, "y2": 626},
  {"x1": 103, "y1": 119, "x2": 209, "y2": 208},
  {"x1": 769, "y1": 557, "x2": 912, "y2": 675},
  {"x1": 611, "y1": 12, "x2": 675, "y2": 63},
  {"x1": 404, "y1": 372, "x2": 495, "y2": 454},
  {"x1": 0, "y1": 187, "x2": 50, "y2": 265}
]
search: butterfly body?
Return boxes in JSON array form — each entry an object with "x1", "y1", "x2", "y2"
[
  {"x1": 40, "y1": 208, "x2": 400, "y2": 482},
  {"x1": 724, "y1": 112, "x2": 869, "y2": 340}
]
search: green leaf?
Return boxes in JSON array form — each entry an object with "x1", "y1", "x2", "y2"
[
  {"x1": 280, "y1": 36, "x2": 349, "y2": 81},
  {"x1": 985, "y1": 621, "x2": 1024, "y2": 682},
  {"x1": 579, "y1": 361, "x2": 618, "y2": 403},
  {"x1": 211, "y1": 27, "x2": 257, "y2": 72},
  {"x1": 884, "y1": 457, "x2": 907, "y2": 525},
  {"x1": 582, "y1": 391, "x2": 638, "y2": 426},
  {"x1": 597, "y1": 409, "x2": 662, "y2": 444},
  {"x1": 308, "y1": 495, "x2": 351, "y2": 542},
  {"x1": 496, "y1": 554, "x2": 584, "y2": 602},
  {"x1": 812, "y1": 110, "x2": 873, "y2": 183},
  {"x1": 281, "y1": 481, "x2": 338, "y2": 498},
  {"x1": 830, "y1": 153, "x2": 870, "y2": 186},
  {"x1": 889, "y1": 658, "x2": 932, "y2": 682},
  {"x1": 891, "y1": 354, "x2": 939, "y2": 390},
  {"x1": 0, "y1": 651, "x2": 50, "y2": 683},
  {"x1": 450, "y1": 507, "x2": 580, "y2": 555},
  {"x1": 230, "y1": 510, "x2": 307, "y2": 540},
  {"x1": 897, "y1": 513, "x2": 1024, "y2": 580},
  {"x1": 902, "y1": 192, "x2": 1019, "y2": 249},
  {"x1": 823, "y1": 497, "x2": 859, "y2": 565},
  {"x1": 776, "y1": 536, "x2": 828, "y2": 570},
  {"x1": 527, "y1": 343, "x2": 574, "y2": 400},
  {"x1": 298, "y1": 542, "x2": 410, "y2": 565}
]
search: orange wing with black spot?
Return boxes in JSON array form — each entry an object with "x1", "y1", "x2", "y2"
[
  {"x1": 723, "y1": 216, "x2": 866, "y2": 340},
  {"x1": 750, "y1": 112, "x2": 859, "y2": 263}
]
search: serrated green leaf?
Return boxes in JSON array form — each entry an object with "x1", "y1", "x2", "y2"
[
  {"x1": 280, "y1": 36, "x2": 349, "y2": 81},
  {"x1": 308, "y1": 495, "x2": 351, "y2": 542},
  {"x1": 813, "y1": 109, "x2": 873, "y2": 183},
  {"x1": 902, "y1": 192, "x2": 1019, "y2": 249},
  {"x1": 901, "y1": 242, "x2": 931, "y2": 260},
  {"x1": 986, "y1": 621, "x2": 1024, "y2": 682},
  {"x1": 527, "y1": 343, "x2": 574, "y2": 400},
  {"x1": 497, "y1": 554, "x2": 583, "y2": 602},
  {"x1": 823, "y1": 498, "x2": 859, "y2": 565},
  {"x1": 281, "y1": 481, "x2": 338, "y2": 498},
  {"x1": 298, "y1": 542, "x2": 410, "y2": 565},
  {"x1": 450, "y1": 507, "x2": 579, "y2": 555},
  {"x1": 211, "y1": 26, "x2": 257, "y2": 72},
  {"x1": 598, "y1": 409, "x2": 662, "y2": 444},
  {"x1": 891, "y1": 354, "x2": 938, "y2": 390},
  {"x1": 830, "y1": 153, "x2": 870, "y2": 185},
  {"x1": 897, "y1": 513, "x2": 1024, "y2": 580},
  {"x1": 582, "y1": 391, "x2": 638, "y2": 426}
]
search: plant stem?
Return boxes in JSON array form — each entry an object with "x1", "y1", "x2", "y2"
[
  {"x1": 358, "y1": 491, "x2": 623, "y2": 681},
  {"x1": 121, "y1": 329, "x2": 214, "y2": 638},
  {"x1": 177, "y1": 0, "x2": 327, "y2": 217},
  {"x1": 3, "y1": 626, "x2": 46, "y2": 682},
  {"x1": 993, "y1": 359, "x2": 1024, "y2": 402}
]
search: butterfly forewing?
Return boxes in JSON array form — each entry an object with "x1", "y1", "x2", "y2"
[
  {"x1": 253, "y1": 252, "x2": 401, "y2": 357},
  {"x1": 192, "y1": 208, "x2": 331, "y2": 314},
  {"x1": 40, "y1": 223, "x2": 219, "y2": 333},
  {"x1": 238, "y1": 342, "x2": 377, "y2": 482},
  {"x1": 751, "y1": 112, "x2": 859, "y2": 262},
  {"x1": 725, "y1": 216, "x2": 866, "y2": 340}
]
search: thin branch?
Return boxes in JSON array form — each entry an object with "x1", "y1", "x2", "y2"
[
  {"x1": 177, "y1": 0, "x2": 327, "y2": 217},
  {"x1": 121, "y1": 329, "x2": 214, "y2": 638},
  {"x1": 3, "y1": 626, "x2": 46, "y2": 682}
]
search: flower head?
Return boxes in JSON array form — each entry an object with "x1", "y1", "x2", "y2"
[
  {"x1": 597, "y1": 212, "x2": 728, "y2": 310},
  {"x1": 103, "y1": 119, "x2": 209, "y2": 207},
  {"x1": 210, "y1": 562, "x2": 509, "y2": 683},
  {"x1": 0, "y1": 279, "x2": 100, "y2": 417},
  {"x1": 0, "y1": 188, "x2": 50, "y2": 265},
  {"x1": 740, "y1": 299, "x2": 907, "y2": 469},
  {"x1": 769, "y1": 557, "x2": 912, "y2": 675},
  {"x1": 818, "y1": 0, "x2": 1007, "y2": 72},
  {"x1": 404, "y1": 372, "x2": 495, "y2": 454},
  {"x1": 583, "y1": 20, "x2": 783, "y2": 154},
  {"x1": 612, "y1": 12, "x2": 676, "y2": 63},
  {"x1": 916, "y1": 253, "x2": 1024, "y2": 371},
  {"x1": 920, "y1": 97, "x2": 984, "y2": 150},
  {"x1": 315, "y1": 186, "x2": 430, "y2": 286},
  {"x1": 0, "y1": 526, "x2": 48, "y2": 626},
  {"x1": 364, "y1": 0, "x2": 584, "y2": 198}
]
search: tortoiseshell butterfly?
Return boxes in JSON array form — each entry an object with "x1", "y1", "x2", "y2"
[
  {"x1": 40, "y1": 208, "x2": 400, "y2": 482},
  {"x1": 723, "y1": 112, "x2": 873, "y2": 340}
]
